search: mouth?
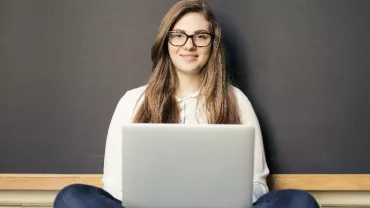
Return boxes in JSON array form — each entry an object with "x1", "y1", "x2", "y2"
[{"x1": 180, "y1": 54, "x2": 198, "y2": 61}]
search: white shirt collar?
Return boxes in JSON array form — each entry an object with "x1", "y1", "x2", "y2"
[{"x1": 175, "y1": 90, "x2": 201, "y2": 102}]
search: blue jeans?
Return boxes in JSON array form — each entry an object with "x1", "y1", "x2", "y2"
[{"x1": 54, "y1": 184, "x2": 320, "y2": 208}]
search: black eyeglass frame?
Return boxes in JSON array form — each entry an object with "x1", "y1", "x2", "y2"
[{"x1": 167, "y1": 31, "x2": 214, "y2": 47}]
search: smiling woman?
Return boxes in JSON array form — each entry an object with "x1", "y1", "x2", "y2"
[
  {"x1": 52, "y1": 1, "x2": 320, "y2": 208},
  {"x1": 132, "y1": 0, "x2": 240, "y2": 125}
]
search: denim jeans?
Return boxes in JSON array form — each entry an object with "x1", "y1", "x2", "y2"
[{"x1": 54, "y1": 184, "x2": 320, "y2": 208}]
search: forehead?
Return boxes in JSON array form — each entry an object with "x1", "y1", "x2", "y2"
[{"x1": 172, "y1": 12, "x2": 210, "y2": 33}]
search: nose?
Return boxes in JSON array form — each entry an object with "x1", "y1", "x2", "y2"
[{"x1": 183, "y1": 37, "x2": 195, "y2": 50}]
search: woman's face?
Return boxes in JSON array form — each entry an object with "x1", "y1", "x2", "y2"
[{"x1": 168, "y1": 12, "x2": 212, "y2": 76}]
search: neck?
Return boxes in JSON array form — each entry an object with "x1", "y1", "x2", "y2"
[{"x1": 175, "y1": 71, "x2": 201, "y2": 99}]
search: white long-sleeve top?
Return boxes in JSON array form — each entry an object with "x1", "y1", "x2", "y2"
[{"x1": 102, "y1": 85, "x2": 270, "y2": 203}]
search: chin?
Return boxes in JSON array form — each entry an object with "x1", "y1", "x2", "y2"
[{"x1": 176, "y1": 67, "x2": 201, "y2": 75}]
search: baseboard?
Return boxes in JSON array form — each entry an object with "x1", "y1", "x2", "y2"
[
  {"x1": 2, "y1": 174, "x2": 370, "y2": 191},
  {"x1": 268, "y1": 174, "x2": 370, "y2": 190},
  {"x1": 0, "y1": 174, "x2": 102, "y2": 190}
]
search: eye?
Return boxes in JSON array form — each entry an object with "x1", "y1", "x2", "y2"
[
  {"x1": 170, "y1": 33, "x2": 185, "y2": 39},
  {"x1": 195, "y1": 34, "x2": 210, "y2": 39}
]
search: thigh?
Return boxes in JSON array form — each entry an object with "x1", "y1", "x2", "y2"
[
  {"x1": 252, "y1": 189, "x2": 320, "y2": 208},
  {"x1": 54, "y1": 184, "x2": 122, "y2": 208}
]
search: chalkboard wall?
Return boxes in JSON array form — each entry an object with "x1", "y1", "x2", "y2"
[{"x1": 1, "y1": 0, "x2": 369, "y2": 174}]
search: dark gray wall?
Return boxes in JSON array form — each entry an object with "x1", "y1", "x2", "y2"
[{"x1": 0, "y1": 0, "x2": 369, "y2": 174}]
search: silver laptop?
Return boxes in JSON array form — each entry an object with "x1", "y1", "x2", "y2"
[{"x1": 121, "y1": 124, "x2": 255, "y2": 208}]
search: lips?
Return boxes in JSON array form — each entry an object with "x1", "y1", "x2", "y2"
[{"x1": 180, "y1": 54, "x2": 198, "y2": 61}]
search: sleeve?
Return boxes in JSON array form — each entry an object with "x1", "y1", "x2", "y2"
[
  {"x1": 234, "y1": 88, "x2": 270, "y2": 203},
  {"x1": 101, "y1": 92, "x2": 133, "y2": 201}
]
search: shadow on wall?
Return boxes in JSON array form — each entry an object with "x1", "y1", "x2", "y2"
[
  {"x1": 215, "y1": 12, "x2": 248, "y2": 92},
  {"x1": 215, "y1": 11, "x2": 275, "y2": 171}
]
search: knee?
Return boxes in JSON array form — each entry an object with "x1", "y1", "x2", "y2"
[
  {"x1": 283, "y1": 189, "x2": 314, "y2": 199},
  {"x1": 54, "y1": 184, "x2": 94, "y2": 208},
  {"x1": 56, "y1": 184, "x2": 92, "y2": 199},
  {"x1": 281, "y1": 189, "x2": 319, "y2": 206}
]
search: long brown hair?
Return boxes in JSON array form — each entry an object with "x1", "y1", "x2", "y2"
[{"x1": 133, "y1": 0, "x2": 240, "y2": 124}]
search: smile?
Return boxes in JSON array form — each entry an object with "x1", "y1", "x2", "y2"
[{"x1": 180, "y1": 55, "x2": 198, "y2": 61}]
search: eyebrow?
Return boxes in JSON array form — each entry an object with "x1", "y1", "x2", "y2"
[{"x1": 171, "y1": 29, "x2": 210, "y2": 34}]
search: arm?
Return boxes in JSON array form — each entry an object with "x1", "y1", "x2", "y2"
[
  {"x1": 102, "y1": 86, "x2": 145, "y2": 200},
  {"x1": 233, "y1": 87, "x2": 270, "y2": 202},
  {"x1": 102, "y1": 92, "x2": 131, "y2": 200}
]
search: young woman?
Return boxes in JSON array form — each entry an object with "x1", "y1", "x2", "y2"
[{"x1": 54, "y1": 1, "x2": 320, "y2": 207}]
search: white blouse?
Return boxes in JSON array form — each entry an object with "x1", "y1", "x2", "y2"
[{"x1": 102, "y1": 85, "x2": 270, "y2": 203}]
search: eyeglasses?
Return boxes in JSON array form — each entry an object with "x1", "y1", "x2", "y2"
[{"x1": 168, "y1": 31, "x2": 213, "y2": 47}]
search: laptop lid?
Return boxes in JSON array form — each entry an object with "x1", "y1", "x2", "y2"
[{"x1": 122, "y1": 124, "x2": 255, "y2": 208}]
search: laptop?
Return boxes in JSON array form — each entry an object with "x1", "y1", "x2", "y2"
[{"x1": 121, "y1": 124, "x2": 255, "y2": 208}]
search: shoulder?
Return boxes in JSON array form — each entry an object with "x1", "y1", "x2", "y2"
[
  {"x1": 123, "y1": 85, "x2": 147, "y2": 101},
  {"x1": 230, "y1": 85, "x2": 251, "y2": 105},
  {"x1": 113, "y1": 85, "x2": 147, "y2": 121},
  {"x1": 230, "y1": 85, "x2": 257, "y2": 124}
]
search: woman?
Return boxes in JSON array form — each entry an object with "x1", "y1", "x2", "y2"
[{"x1": 54, "y1": 0, "x2": 320, "y2": 207}]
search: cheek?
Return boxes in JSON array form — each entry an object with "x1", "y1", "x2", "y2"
[
  {"x1": 168, "y1": 44, "x2": 179, "y2": 58},
  {"x1": 200, "y1": 48, "x2": 211, "y2": 61}
]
